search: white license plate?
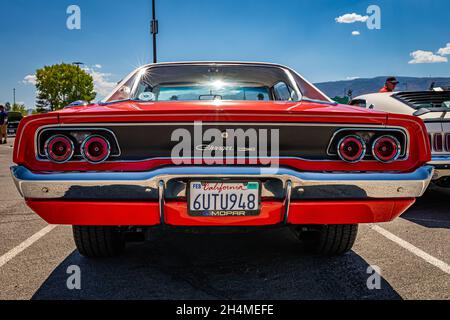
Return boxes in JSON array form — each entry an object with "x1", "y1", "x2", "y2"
[{"x1": 189, "y1": 181, "x2": 261, "y2": 217}]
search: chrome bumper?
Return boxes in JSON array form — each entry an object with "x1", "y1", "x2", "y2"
[{"x1": 11, "y1": 165, "x2": 433, "y2": 201}]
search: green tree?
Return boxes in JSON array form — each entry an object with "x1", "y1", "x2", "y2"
[
  {"x1": 35, "y1": 63, "x2": 96, "y2": 112},
  {"x1": 11, "y1": 103, "x2": 28, "y2": 117}
]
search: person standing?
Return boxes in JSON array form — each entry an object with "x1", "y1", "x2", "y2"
[
  {"x1": 0, "y1": 105, "x2": 8, "y2": 144},
  {"x1": 379, "y1": 77, "x2": 400, "y2": 93}
]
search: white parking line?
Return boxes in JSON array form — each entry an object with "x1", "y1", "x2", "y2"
[
  {"x1": 0, "y1": 225, "x2": 57, "y2": 268},
  {"x1": 370, "y1": 225, "x2": 450, "y2": 275}
]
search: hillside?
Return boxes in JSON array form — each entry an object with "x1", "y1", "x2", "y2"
[{"x1": 315, "y1": 76, "x2": 450, "y2": 98}]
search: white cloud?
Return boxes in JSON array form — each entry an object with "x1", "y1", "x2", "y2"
[
  {"x1": 335, "y1": 13, "x2": 368, "y2": 24},
  {"x1": 22, "y1": 66, "x2": 117, "y2": 97},
  {"x1": 351, "y1": 31, "x2": 361, "y2": 36},
  {"x1": 409, "y1": 50, "x2": 448, "y2": 64},
  {"x1": 346, "y1": 76, "x2": 360, "y2": 80},
  {"x1": 22, "y1": 74, "x2": 37, "y2": 85},
  {"x1": 83, "y1": 66, "x2": 117, "y2": 97},
  {"x1": 437, "y1": 43, "x2": 450, "y2": 56}
]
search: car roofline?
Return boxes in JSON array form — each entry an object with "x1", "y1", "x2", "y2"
[
  {"x1": 102, "y1": 61, "x2": 333, "y2": 103},
  {"x1": 140, "y1": 61, "x2": 289, "y2": 68}
]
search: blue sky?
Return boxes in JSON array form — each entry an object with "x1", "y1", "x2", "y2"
[{"x1": 1, "y1": 0, "x2": 449, "y2": 108}]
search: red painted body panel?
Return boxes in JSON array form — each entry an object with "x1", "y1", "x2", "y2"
[
  {"x1": 16, "y1": 99, "x2": 428, "y2": 227},
  {"x1": 26, "y1": 199, "x2": 414, "y2": 226},
  {"x1": 26, "y1": 201, "x2": 161, "y2": 226},
  {"x1": 13, "y1": 100, "x2": 430, "y2": 173}
]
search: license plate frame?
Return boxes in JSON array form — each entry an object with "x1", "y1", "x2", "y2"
[{"x1": 188, "y1": 180, "x2": 262, "y2": 217}]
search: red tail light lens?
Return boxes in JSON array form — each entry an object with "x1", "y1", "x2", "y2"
[
  {"x1": 338, "y1": 135, "x2": 366, "y2": 163},
  {"x1": 372, "y1": 135, "x2": 401, "y2": 163},
  {"x1": 81, "y1": 135, "x2": 111, "y2": 163},
  {"x1": 45, "y1": 135, "x2": 74, "y2": 163},
  {"x1": 434, "y1": 133, "x2": 443, "y2": 152}
]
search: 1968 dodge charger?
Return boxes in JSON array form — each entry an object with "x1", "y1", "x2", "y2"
[{"x1": 11, "y1": 62, "x2": 434, "y2": 258}]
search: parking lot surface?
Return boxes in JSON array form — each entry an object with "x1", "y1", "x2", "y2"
[{"x1": 0, "y1": 138, "x2": 449, "y2": 300}]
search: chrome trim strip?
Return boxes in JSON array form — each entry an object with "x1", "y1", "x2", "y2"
[
  {"x1": 11, "y1": 165, "x2": 434, "y2": 201},
  {"x1": 38, "y1": 122, "x2": 388, "y2": 128}
]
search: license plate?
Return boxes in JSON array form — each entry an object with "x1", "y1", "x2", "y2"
[{"x1": 189, "y1": 181, "x2": 261, "y2": 217}]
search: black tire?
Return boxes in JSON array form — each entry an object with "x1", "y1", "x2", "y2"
[
  {"x1": 73, "y1": 226, "x2": 125, "y2": 258},
  {"x1": 291, "y1": 224, "x2": 358, "y2": 256}
]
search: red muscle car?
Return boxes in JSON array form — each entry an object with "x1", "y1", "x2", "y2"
[{"x1": 11, "y1": 62, "x2": 433, "y2": 258}]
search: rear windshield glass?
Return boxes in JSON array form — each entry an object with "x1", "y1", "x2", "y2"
[
  {"x1": 393, "y1": 91, "x2": 450, "y2": 110},
  {"x1": 106, "y1": 64, "x2": 330, "y2": 103}
]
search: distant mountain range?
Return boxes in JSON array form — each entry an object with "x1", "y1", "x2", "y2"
[{"x1": 314, "y1": 76, "x2": 450, "y2": 98}]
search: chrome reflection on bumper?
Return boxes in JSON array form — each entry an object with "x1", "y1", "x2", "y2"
[
  {"x1": 429, "y1": 155, "x2": 450, "y2": 180},
  {"x1": 11, "y1": 165, "x2": 434, "y2": 201},
  {"x1": 432, "y1": 169, "x2": 450, "y2": 181}
]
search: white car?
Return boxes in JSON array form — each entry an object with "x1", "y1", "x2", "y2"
[{"x1": 351, "y1": 90, "x2": 450, "y2": 187}]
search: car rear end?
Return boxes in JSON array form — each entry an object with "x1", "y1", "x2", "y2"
[
  {"x1": 10, "y1": 63, "x2": 434, "y2": 257},
  {"x1": 393, "y1": 91, "x2": 450, "y2": 186},
  {"x1": 10, "y1": 105, "x2": 433, "y2": 256}
]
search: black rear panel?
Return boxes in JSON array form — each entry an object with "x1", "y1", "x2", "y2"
[{"x1": 106, "y1": 123, "x2": 336, "y2": 160}]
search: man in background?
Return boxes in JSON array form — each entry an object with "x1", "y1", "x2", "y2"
[
  {"x1": 0, "y1": 105, "x2": 8, "y2": 144},
  {"x1": 379, "y1": 77, "x2": 399, "y2": 93}
]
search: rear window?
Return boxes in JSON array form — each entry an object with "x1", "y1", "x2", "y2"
[
  {"x1": 106, "y1": 64, "x2": 331, "y2": 103},
  {"x1": 393, "y1": 91, "x2": 450, "y2": 110}
]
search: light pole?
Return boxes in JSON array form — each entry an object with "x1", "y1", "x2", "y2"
[
  {"x1": 151, "y1": 0, "x2": 159, "y2": 63},
  {"x1": 72, "y1": 62, "x2": 84, "y2": 100},
  {"x1": 13, "y1": 88, "x2": 16, "y2": 106}
]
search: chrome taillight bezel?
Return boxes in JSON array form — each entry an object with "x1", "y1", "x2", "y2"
[
  {"x1": 37, "y1": 127, "x2": 121, "y2": 163},
  {"x1": 80, "y1": 135, "x2": 111, "y2": 164},
  {"x1": 327, "y1": 128, "x2": 408, "y2": 163},
  {"x1": 337, "y1": 135, "x2": 367, "y2": 163},
  {"x1": 44, "y1": 135, "x2": 75, "y2": 164},
  {"x1": 372, "y1": 135, "x2": 402, "y2": 163}
]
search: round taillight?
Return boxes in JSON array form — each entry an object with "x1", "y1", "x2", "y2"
[
  {"x1": 372, "y1": 135, "x2": 401, "y2": 163},
  {"x1": 81, "y1": 135, "x2": 111, "y2": 163},
  {"x1": 45, "y1": 135, "x2": 74, "y2": 163},
  {"x1": 338, "y1": 135, "x2": 366, "y2": 163}
]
